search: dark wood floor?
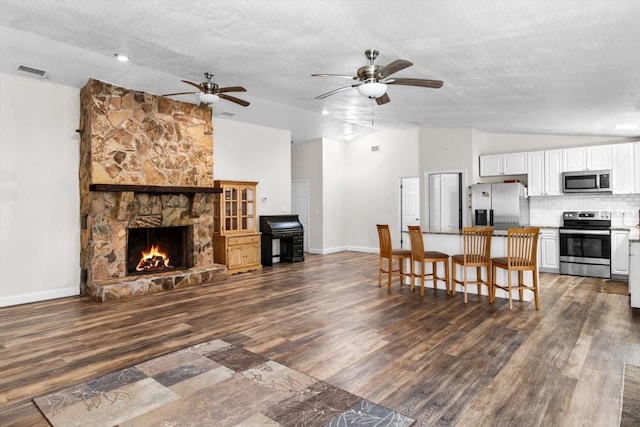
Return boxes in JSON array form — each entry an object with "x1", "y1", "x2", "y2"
[{"x1": 1, "y1": 252, "x2": 639, "y2": 426}]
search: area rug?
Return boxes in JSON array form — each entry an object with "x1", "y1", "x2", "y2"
[
  {"x1": 33, "y1": 339, "x2": 415, "y2": 427},
  {"x1": 621, "y1": 364, "x2": 640, "y2": 427}
]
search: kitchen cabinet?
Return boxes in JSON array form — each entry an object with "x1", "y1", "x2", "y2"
[
  {"x1": 612, "y1": 143, "x2": 635, "y2": 194},
  {"x1": 562, "y1": 145, "x2": 611, "y2": 172},
  {"x1": 538, "y1": 228, "x2": 559, "y2": 273},
  {"x1": 527, "y1": 149, "x2": 563, "y2": 196},
  {"x1": 611, "y1": 229, "x2": 630, "y2": 277},
  {"x1": 212, "y1": 180, "x2": 262, "y2": 275},
  {"x1": 480, "y1": 152, "x2": 527, "y2": 176}
]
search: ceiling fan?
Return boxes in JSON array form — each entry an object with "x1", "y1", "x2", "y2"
[
  {"x1": 312, "y1": 49, "x2": 443, "y2": 105},
  {"x1": 163, "y1": 72, "x2": 250, "y2": 107}
]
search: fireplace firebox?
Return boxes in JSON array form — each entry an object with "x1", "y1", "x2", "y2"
[{"x1": 127, "y1": 226, "x2": 193, "y2": 275}]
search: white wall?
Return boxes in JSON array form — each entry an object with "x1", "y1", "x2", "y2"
[
  {"x1": 291, "y1": 139, "x2": 323, "y2": 251},
  {"x1": 0, "y1": 73, "x2": 80, "y2": 306},
  {"x1": 212, "y1": 117, "x2": 292, "y2": 218},
  {"x1": 344, "y1": 128, "x2": 420, "y2": 251},
  {"x1": 321, "y1": 138, "x2": 346, "y2": 253},
  {"x1": 0, "y1": 75, "x2": 293, "y2": 306}
]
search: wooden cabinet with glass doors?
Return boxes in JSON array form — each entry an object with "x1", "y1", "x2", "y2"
[{"x1": 212, "y1": 180, "x2": 262, "y2": 274}]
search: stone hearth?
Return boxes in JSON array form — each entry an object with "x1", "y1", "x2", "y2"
[{"x1": 79, "y1": 79, "x2": 226, "y2": 301}]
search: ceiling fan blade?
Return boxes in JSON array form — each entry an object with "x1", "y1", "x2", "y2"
[
  {"x1": 314, "y1": 84, "x2": 360, "y2": 99},
  {"x1": 162, "y1": 91, "x2": 198, "y2": 96},
  {"x1": 181, "y1": 80, "x2": 204, "y2": 91},
  {"x1": 376, "y1": 93, "x2": 391, "y2": 105},
  {"x1": 376, "y1": 59, "x2": 413, "y2": 79},
  {"x1": 217, "y1": 86, "x2": 247, "y2": 93},
  {"x1": 387, "y1": 78, "x2": 444, "y2": 88},
  {"x1": 218, "y1": 93, "x2": 250, "y2": 107},
  {"x1": 311, "y1": 73, "x2": 357, "y2": 80}
]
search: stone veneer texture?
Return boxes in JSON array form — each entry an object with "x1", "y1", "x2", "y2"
[{"x1": 79, "y1": 79, "x2": 223, "y2": 300}]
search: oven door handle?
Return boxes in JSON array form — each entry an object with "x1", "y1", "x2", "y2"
[{"x1": 559, "y1": 229, "x2": 610, "y2": 235}]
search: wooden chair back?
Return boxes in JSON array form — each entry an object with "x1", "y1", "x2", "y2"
[
  {"x1": 407, "y1": 225, "x2": 424, "y2": 261},
  {"x1": 506, "y1": 227, "x2": 540, "y2": 269},
  {"x1": 462, "y1": 226, "x2": 493, "y2": 263},
  {"x1": 376, "y1": 224, "x2": 393, "y2": 258}
]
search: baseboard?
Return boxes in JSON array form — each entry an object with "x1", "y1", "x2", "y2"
[
  {"x1": 307, "y1": 246, "x2": 377, "y2": 255},
  {"x1": 0, "y1": 286, "x2": 79, "y2": 307}
]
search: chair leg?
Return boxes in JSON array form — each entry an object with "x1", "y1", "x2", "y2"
[
  {"x1": 518, "y1": 270, "x2": 524, "y2": 301},
  {"x1": 487, "y1": 265, "x2": 495, "y2": 304},
  {"x1": 387, "y1": 259, "x2": 393, "y2": 291},
  {"x1": 507, "y1": 269, "x2": 513, "y2": 310},
  {"x1": 409, "y1": 259, "x2": 415, "y2": 293},
  {"x1": 476, "y1": 266, "x2": 482, "y2": 296},
  {"x1": 444, "y1": 259, "x2": 451, "y2": 295},
  {"x1": 399, "y1": 258, "x2": 405, "y2": 287},
  {"x1": 451, "y1": 261, "x2": 457, "y2": 296},
  {"x1": 378, "y1": 257, "x2": 383, "y2": 287},
  {"x1": 533, "y1": 268, "x2": 540, "y2": 310},
  {"x1": 420, "y1": 262, "x2": 426, "y2": 297},
  {"x1": 463, "y1": 264, "x2": 468, "y2": 304}
]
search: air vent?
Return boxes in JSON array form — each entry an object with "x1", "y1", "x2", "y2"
[
  {"x1": 17, "y1": 65, "x2": 48, "y2": 78},
  {"x1": 371, "y1": 145, "x2": 380, "y2": 152}
]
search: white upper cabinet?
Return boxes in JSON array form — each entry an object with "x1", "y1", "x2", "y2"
[
  {"x1": 545, "y1": 149, "x2": 563, "y2": 195},
  {"x1": 527, "y1": 149, "x2": 562, "y2": 197},
  {"x1": 612, "y1": 142, "x2": 635, "y2": 194},
  {"x1": 480, "y1": 152, "x2": 527, "y2": 177},
  {"x1": 562, "y1": 145, "x2": 611, "y2": 171},
  {"x1": 527, "y1": 151, "x2": 544, "y2": 196}
]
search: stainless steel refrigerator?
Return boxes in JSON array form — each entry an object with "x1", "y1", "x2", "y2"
[{"x1": 471, "y1": 183, "x2": 529, "y2": 229}]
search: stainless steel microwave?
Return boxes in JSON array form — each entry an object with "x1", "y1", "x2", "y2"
[{"x1": 562, "y1": 169, "x2": 611, "y2": 193}]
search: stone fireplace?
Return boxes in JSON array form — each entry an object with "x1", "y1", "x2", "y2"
[{"x1": 79, "y1": 79, "x2": 226, "y2": 301}]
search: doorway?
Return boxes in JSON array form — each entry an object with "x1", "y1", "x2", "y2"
[
  {"x1": 425, "y1": 171, "x2": 466, "y2": 231},
  {"x1": 400, "y1": 177, "x2": 420, "y2": 249}
]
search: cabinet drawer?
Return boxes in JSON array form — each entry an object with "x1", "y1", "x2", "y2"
[{"x1": 228, "y1": 234, "x2": 260, "y2": 245}]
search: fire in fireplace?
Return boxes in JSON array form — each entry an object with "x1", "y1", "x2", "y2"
[{"x1": 127, "y1": 226, "x2": 193, "y2": 275}]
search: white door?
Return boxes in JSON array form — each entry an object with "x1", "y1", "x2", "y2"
[
  {"x1": 291, "y1": 179, "x2": 309, "y2": 252},
  {"x1": 401, "y1": 177, "x2": 420, "y2": 248}
]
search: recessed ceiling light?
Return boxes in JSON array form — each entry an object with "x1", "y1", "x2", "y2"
[
  {"x1": 614, "y1": 123, "x2": 638, "y2": 129},
  {"x1": 322, "y1": 110, "x2": 329, "y2": 115},
  {"x1": 344, "y1": 132, "x2": 356, "y2": 140},
  {"x1": 114, "y1": 53, "x2": 130, "y2": 62}
]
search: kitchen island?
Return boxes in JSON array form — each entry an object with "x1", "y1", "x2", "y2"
[{"x1": 401, "y1": 228, "x2": 540, "y2": 302}]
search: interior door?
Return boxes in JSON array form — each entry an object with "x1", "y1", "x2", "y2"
[
  {"x1": 401, "y1": 177, "x2": 420, "y2": 248},
  {"x1": 291, "y1": 179, "x2": 309, "y2": 252}
]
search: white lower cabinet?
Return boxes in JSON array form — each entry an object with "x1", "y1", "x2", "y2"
[
  {"x1": 538, "y1": 228, "x2": 559, "y2": 273},
  {"x1": 611, "y1": 230, "x2": 630, "y2": 277}
]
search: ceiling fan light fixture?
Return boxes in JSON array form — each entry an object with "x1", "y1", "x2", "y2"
[
  {"x1": 199, "y1": 93, "x2": 220, "y2": 104},
  {"x1": 357, "y1": 82, "x2": 387, "y2": 99}
]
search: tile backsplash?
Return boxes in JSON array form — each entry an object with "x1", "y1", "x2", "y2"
[{"x1": 529, "y1": 194, "x2": 640, "y2": 227}]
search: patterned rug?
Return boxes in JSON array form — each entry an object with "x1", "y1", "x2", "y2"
[
  {"x1": 33, "y1": 339, "x2": 415, "y2": 426},
  {"x1": 621, "y1": 364, "x2": 640, "y2": 426}
]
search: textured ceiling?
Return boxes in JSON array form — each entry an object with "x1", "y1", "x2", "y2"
[{"x1": 1, "y1": 0, "x2": 639, "y2": 143}]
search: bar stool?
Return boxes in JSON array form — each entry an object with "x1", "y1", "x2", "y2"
[
  {"x1": 451, "y1": 226, "x2": 494, "y2": 303},
  {"x1": 491, "y1": 227, "x2": 541, "y2": 310},
  {"x1": 376, "y1": 224, "x2": 411, "y2": 290},
  {"x1": 407, "y1": 225, "x2": 451, "y2": 297}
]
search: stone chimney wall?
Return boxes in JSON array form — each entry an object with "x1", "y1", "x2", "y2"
[{"x1": 78, "y1": 79, "x2": 224, "y2": 301}]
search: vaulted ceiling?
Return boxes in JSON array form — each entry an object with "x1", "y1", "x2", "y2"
[{"x1": 1, "y1": 0, "x2": 639, "y2": 143}]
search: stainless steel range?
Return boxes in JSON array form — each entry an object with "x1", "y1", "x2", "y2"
[{"x1": 559, "y1": 211, "x2": 611, "y2": 279}]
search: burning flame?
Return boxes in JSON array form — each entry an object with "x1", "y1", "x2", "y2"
[{"x1": 136, "y1": 244, "x2": 170, "y2": 272}]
